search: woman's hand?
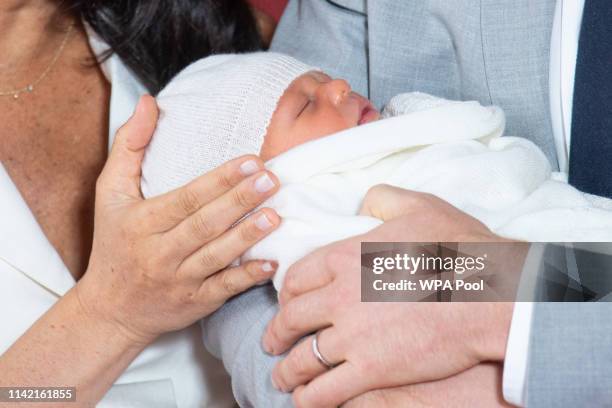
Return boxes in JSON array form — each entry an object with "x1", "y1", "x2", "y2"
[
  {"x1": 262, "y1": 187, "x2": 516, "y2": 407},
  {"x1": 77, "y1": 95, "x2": 282, "y2": 345},
  {"x1": 343, "y1": 363, "x2": 513, "y2": 408}
]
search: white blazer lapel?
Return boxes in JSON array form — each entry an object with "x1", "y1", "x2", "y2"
[{"x1": 0, "y1": 164, "x2": 75, "y2": 297}]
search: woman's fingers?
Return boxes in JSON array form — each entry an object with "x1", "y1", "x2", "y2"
[
  {"x1": 197, "y1": 260, "x2": 278, "y2": 307},
  {"x1": 178, "y1": 208, "x2": 281, "y2": 280},
  {"x1": 264, "y1": 287, "x2": 334, "y2": 355},
  {"x1": 98, "y1": 95, "x2": 158, "y2": 202},
  {"x1": 272, "y1": 329, "x2": 344, "y2": 393},
  {"x1": 144, "y1": 155, "x2": 266, "y2": 231},
  {"x1": 166, "y1": 170, "x2": 279, "y2": 255},
  {"x1": 292, "y1": 362, "x2": 371, "y2": 408}
]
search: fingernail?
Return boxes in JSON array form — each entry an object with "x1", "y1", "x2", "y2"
[
  {"x1": 240, "y1": 159, "x2": 260, "y2": 176},
  {"x1": 255, "y1": 213, "x2": 274, "y2": 231},
  {"x1": 254, "y1": 173, "x2": 275, "y2": 193},
  {"x1": 257, "y1": 262, "x2": 277, "y2": 285},
  {"x1": 262, "y1": 261, "x2": 276, "y2": 273}
]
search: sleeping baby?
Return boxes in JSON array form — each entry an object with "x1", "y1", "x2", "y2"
[{"x1": 141, "y1": 52, "x2": 612, "y2": 290}]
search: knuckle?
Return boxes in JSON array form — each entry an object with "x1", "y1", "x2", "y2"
[
  {"x1": 190, "y1": 212, "x2": 216, "y2": 241},
  {"x1": 217, "y1": 170, "x2": 235, "y2": 190},
  {"x1": 239, "y1": 221, "x2": 260, "y2": 243},
  {"x1": 199, "y1": 247, "x2": 224, "y2": 270},
  {"x1": 177, "y1": 188, "x2": 201, "y2": 215},
  {"x1": 182, "y1": 289, "x2": 198, "y2": 306},
  {"x1": 232, "y1": 187, "x2": 257, "y2": 209},
  {"x1": 286, "y1": 352, "x2": 309, "y2": 378},
  {"x1": 244, "y1": 261, "x2": 263, "y2": 282},
  {"x1": 220, "y1": 272, "x2": 238, "y2": 295}
]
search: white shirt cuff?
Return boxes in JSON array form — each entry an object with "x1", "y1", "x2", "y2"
[
  {"x1": 503, "y1": 301, "x2": 533, "y2": 406},
  {"x1": 502, "y1": 243, "x2": 546, "y2": 406}
]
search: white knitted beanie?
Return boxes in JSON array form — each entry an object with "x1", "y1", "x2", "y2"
[{"x1": 141, "y1": 52, "x2": 317, "y2": 198}]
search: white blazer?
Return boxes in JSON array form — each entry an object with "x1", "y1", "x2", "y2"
[{"x1": 0, "y1": 31, "x2": 234, "y2": 408}]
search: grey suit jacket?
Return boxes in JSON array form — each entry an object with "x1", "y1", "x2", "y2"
[{"x1": 203, "y1": 1, "x2": 612, "y2": 406}]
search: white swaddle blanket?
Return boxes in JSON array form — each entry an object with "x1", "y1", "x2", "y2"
[{"x1": 241, "y1": 93, "x2": 612, "y2": 290}]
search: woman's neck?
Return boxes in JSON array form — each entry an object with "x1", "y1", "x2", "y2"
[{"x1": 0, "y1": 1, "x2": 73, "y2": 76}]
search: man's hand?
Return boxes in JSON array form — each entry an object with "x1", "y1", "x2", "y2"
[
  {"x1": 343, "y1": 363, "x2": 514, "y2": 408},
  {"x1": 262, "y1": 186, "x2": 515, "y2": 407}
]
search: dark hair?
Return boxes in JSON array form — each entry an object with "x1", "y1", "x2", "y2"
[{"x1": 69, "y1": 0, "x2": 262, "y2": 95}]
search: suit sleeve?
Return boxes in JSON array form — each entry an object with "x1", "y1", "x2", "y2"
[
  {"x1": 201, "y1": 284, "x2": 293, "y2": 407},
  {"x1": 524, "y1": 244, "x2": 612, "y2": 407}
]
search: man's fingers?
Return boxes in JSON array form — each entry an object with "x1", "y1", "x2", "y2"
[
  {"x1": 278, "y1": 239, "x2": 354, "y2": 305},
  {"x1": 264, "y1": 288, "x2": 334, "y2": 355},
  {"x1": 272, "y1": 329, "x2": 343, "y2": 393},
  {"x1": 98, "y1": 95, "x2": 158, "y2": 201},
  {"x1": 144, "y1": 155, "x2": 266, "y2": 230},
  {"x1": 165, "y1": 170, "x2": 279, "y2": 254},
  {"x1": 292, "y1": 362, "x2": 371, "y2": 408},
  {"x1": 197, "y1": 260, "x2": 277, "y2": 306},
  {"x1": 359, "y1": 184, "x2": 425, "y2": 221},
  {"x1": 178, "y1": 208, "x2": 281, "y2": 280}
]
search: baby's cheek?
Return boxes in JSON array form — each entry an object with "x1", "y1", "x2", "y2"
[{"x1": 260, "y1": 130, "x2": 291, "y2": 161}]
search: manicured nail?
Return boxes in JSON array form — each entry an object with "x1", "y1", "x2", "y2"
[
  {"x1": 257, "y1": 262, "x2": 277, "y2": 285},
  {"x1": 254, "y1": 173, "x2": 275, "y2": 193},
  {"x1": 255, "y1": 213, "x2": 274, "y2": 231},
  {"x1": 240, "y1": 159, "x2": 260, "y2": 176},
  {"x1": 262, "y1": 261, "x2": 276, "y2": 273}
]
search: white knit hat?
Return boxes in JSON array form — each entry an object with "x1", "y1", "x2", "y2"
[{"x1": 141, "y1": 52, "x2": 317, "y2": 198}]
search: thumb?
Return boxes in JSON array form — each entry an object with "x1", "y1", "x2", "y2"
[
  {"x1": 99, "y1": 95, "x2": 159, "y2": 202},
  {"x1": 359, "y1": 184, "x2": 419, "y2": 221}
]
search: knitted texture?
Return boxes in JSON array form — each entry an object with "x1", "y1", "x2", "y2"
[{"x1": 141, "y1": 52, "x2": 317, "y2": 198}]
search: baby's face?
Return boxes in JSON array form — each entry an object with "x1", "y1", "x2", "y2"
[{"x1": 261, "y1": 72, "x2": 380, "y2": 160}]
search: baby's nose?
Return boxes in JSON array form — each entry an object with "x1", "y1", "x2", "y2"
[{"x1": 323, "y1": 79, "x2": 351, "y2": 105}]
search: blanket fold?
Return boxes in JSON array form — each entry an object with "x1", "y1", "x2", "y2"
[{"x1": 242, "y1": 93, "x2": 612, "y2": 290}]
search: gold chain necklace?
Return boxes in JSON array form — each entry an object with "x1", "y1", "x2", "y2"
[{"x1": 0, "y1": 23, "x2": 75, "y2": 100}]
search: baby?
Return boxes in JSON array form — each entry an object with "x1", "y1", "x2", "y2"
[
  {"x1": 142, "y1": 52, "x2": 612, "y2": 290},
  {"x1": 141, "y1": 52, "x2": 379, "y2": 198}
]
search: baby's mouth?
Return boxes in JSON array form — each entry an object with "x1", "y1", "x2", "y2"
[{"x1": 358, "y1": 102, "x2": 380, "y2": 125}]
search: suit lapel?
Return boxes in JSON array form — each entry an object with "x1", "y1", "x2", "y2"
[{"x1": 480, "y1": 0, "x2": 558, "y2": 167}]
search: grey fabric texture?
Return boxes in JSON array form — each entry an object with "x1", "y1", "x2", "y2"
[
  {"x1": 202, "y1": 284, "x2": 291, "y2": 407},
  {"x1": 202, "y1": 1, "x2": 611, "y2": 406},
  {"x1": 527, "y1": 303, "x2": 612, "y2": 407}
]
